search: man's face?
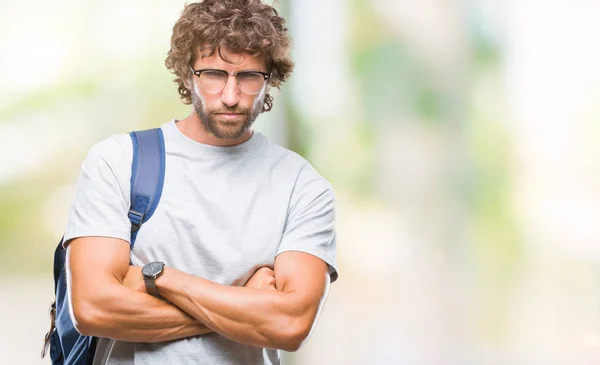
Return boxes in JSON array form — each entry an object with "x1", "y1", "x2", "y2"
[{"x1": 189, "y1": 48, "x2": 268, "y2": 140}]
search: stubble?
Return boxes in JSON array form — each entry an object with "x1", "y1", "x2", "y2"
[{"x1": 191, "y1": 82, "x2": 265, "y2": 139}]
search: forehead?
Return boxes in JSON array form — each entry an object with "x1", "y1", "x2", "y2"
[{"x1": 193, "y1": 47, "x2": 267, "y2": 71}]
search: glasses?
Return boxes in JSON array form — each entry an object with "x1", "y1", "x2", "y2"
[{"x1": 190, "y1": 67, "x2": 270, "y2": 95}]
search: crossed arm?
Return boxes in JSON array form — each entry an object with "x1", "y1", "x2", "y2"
[{"x1": 66, "y1": 236, "x2": 330, "y2": 351}]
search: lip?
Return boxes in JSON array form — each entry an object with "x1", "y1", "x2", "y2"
[{"x1": 216, "y1": 113, "x2": 244, "y2": 120}]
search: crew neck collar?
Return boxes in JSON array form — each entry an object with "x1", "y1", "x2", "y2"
[{"x1": 163, "y1": 119, "x2": 262, "y2": 156}]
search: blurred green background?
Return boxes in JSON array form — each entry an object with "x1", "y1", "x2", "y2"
[{"x1": 2, "y1": 0, "x2": 600, "y2": 364}]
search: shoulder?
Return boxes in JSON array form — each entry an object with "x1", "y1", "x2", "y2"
[
  {"x1": 79, "y1": 133, "x2": 133, "y2": 191},
  {"x1": 258, "y1": 135, "x2": 334, "y2": 198},
  {"x1": 86, "y1": 133, "x2": 133, "y2": 164},
  {"x1": 258, "y1": 135, "x2": 329, "y2": 184},
  {"x1": 81, "y1": 134, "x2": 133, "y2": 177}
]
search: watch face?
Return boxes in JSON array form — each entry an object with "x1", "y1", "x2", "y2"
[{"x1": 142, "y1": 261, "x2": 164, "y2": 278}]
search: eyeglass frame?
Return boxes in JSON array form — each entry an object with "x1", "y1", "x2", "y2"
[{"x1": 189, "y1": 66, "x2": 271, "y2": 95}]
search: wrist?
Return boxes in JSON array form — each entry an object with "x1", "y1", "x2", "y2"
[
  {"x1": 155, "y1": 266, "x2": 184, "y2": 300},
  {"x1": 155, "y1": 266, "x2": 171, "y2": 294},
  {"x1": 142, "y1": 261, "x2": 165, "y2": 297}
]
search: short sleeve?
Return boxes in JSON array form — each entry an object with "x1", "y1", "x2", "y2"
[
  {"x1": 276, "y1": 164, "x2": 339, "y2": 283},
  {"x1": 63, "y1": 135, "x2": 133, "y2": 247}
]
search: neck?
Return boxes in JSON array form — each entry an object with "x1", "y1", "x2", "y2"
[{"x1": 176, "y1": 113, "x2": 253, "y2": 147}]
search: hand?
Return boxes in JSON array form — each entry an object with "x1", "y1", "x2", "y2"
[
  {"x1": 244, "y1": 267, "x2": 277, "y2": 291},
  {"x1": 122, "y1": 265, "x2": 146, "y2": 293}
]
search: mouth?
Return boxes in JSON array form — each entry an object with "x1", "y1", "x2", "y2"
[{"x1": 215, "y1": 113, "x2": 245, "y2": 120}]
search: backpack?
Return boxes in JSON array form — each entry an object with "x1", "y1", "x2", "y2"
[{"x1": 41, "y1": 128, "x2": 166, "y2": 365}]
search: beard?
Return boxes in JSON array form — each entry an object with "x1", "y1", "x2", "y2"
[{"x1": 191, "y1": 83, "x2": 264, "y2": 140}]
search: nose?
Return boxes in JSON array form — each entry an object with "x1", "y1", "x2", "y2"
[{"x1": 221, "y1": 74, "x2": 240, "y2": 107}]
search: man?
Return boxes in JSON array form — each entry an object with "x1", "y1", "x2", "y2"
[{"x1": 63, "y1": 0, "x2": 338, "y2": 364}]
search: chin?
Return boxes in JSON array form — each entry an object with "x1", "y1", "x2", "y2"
[
  {"x1": 214, "y1": 126, "x2": 249, "y2": 140},
  {"x1": 217, "y1": 120, "x2": 252, "y2": 137}
]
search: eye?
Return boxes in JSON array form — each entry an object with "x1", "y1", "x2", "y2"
[
  {"x1": 202, "y1": 70, "x2": 226, "y2": 79},
  {"x1": 237, "y1": 72, "x2": 263, "y2": 82}
]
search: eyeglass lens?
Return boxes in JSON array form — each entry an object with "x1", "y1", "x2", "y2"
[{"x1": 200, "y1": 70, "x2": 265, "y2": 95}]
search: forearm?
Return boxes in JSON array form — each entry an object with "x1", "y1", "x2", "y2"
[
  {"x1": 156, "y1": 267, "x2": 309, "y2": 351},
  {"x1": 73, "y1": 283, "x2": 212, "y2": 342}
]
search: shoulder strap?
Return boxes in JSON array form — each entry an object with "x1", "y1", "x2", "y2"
[{"x1": 128, "y1": 128, "x2": 166, "y2": 248}]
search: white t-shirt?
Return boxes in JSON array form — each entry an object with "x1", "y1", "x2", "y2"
[{"x1": 63, "y1": 120, "x2": 338, "y2": 365}]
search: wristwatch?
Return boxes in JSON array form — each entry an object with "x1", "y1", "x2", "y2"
[{"x1": 142, "y1": 261, "x2": 165, "y2": 297}]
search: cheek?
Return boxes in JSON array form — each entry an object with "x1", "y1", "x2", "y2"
[
  {"x1": 192, "y1": 82, "x2": 202, "y2": 98},
  {"x1": 243, "y1": 95, "x2": 259, "y2": 107},
  {"x1": 251, "y1": 89, "x2": 266, "y2": 109},
  {"x1": 197, "y1": 92, "x2": 221, "y2": 110},
  {"x1": 229, "y1": 94, "x2": 258, "y2": 110}
]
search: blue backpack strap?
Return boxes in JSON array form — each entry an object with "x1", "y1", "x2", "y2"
[{"x1": 128, "y1": 128, "x2": 166, "y2": 247}]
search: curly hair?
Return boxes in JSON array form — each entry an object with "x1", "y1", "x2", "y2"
[{"x1": 165, "y1": 0, "x2": 294, "y2": 112}]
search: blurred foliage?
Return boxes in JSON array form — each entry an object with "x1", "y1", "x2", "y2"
[
  {"x1": 353, "y1": 40, "x2": 441, "y2": 123},
  {"x1": 465, "y1": 15, "x2": 523, "y2": 343}
]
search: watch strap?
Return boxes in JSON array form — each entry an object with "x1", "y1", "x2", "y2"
[{"x1": 144, "y1": 277, "x2": 160, "y2": 297}]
